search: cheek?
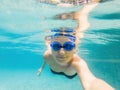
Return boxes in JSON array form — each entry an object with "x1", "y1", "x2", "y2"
[
  {"x1": 66, "y1": 51, "x2": 74, "y2": 57},
  {"x1": 51, "y1": 50, "x2": 58, "y2": 56},
  {"x1": 67, "y1": 49, "x2": 75, "y2": 53}
]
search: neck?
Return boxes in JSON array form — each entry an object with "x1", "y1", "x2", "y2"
[{"x1": 55, "y1": 58, "x2": 73, "y2": 67}]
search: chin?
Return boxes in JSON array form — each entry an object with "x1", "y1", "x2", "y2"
[
  {"x1": 57, "y1": 61, "x2": 68, "y2": 66},
  {"x1": 56, "y1": 58, "x2": 71, "y2": 65}
]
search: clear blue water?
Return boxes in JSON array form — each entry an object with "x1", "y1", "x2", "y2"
[{"x1": 0, "y1": 0, "x2": 120, "y2": 90}]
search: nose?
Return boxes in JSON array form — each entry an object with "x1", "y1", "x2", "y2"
[{"x1": 59, "y1": 48, "x2": 65, "y2": 55}]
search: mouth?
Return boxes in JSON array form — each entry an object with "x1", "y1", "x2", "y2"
[
  {"x1": 56, "y1": 55, "x2": 66, "y2": 59},
  {"x1": 55, "y1": 55, "x2": 71, "y2": 64}
]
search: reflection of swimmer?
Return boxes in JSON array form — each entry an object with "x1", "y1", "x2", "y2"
[
  {"x1": 37, "y1": 0, "x2": 111, "y2": 7},
  {"x1": 37, "y1": 1, "x2": 115, "y2": 90},
  {"x1": 37, "y1": 0, "x2": 95, "y2": 6},
  {"x1": 53, "y1": 12, "x2": 75, "y2": 20}
]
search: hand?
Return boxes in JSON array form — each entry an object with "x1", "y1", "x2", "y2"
[{"x1": 37, "y1": 68, "x2": 42, "y2": 76}]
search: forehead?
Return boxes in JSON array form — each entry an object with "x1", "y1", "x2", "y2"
[{"x1": 52, "y1": 36, "x2": 71, "y2": 42}]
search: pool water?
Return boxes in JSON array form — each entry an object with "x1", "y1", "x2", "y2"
[{"x1": 0, "y1": 0, "x2": 120, "y2": 90}]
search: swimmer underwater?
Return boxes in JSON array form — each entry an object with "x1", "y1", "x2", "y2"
[{"x1": 37, "y1": 0, "x2": 115, "y2": 90}]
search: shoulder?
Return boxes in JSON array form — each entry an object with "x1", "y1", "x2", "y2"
[
  {"x1": 71, "y1": 54, "x2": 88, "y2": 68},
  {"x1": 72, "y1": 54, "x2": 82, "y2": 62},
  {"x1": 44, "y1": 50, "x2": 52, "y2": 60}
]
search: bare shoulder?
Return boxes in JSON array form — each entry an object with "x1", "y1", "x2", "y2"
[
  {"x1": 44, "y1": 50, "x2": 52, "y2": 60},
  {"x1": 72, "y1": 54, "x2": 84, "y2": 62},
  {"x1": 71, "y1": 54, "x2": 87, "y2": 68}
]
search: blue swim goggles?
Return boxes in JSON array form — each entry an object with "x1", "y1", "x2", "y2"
[{"x1": 50, "y1": 41, "x2": 76, "y2": 51}]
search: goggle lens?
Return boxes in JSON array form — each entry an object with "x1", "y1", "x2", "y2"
[
  {"x1": 63, "y1": 42, "x2": 75, "y2": 51},
  {"x1": 51, "y1": 42, "x2": 61, "y2": 51},
  {"x1": 50, "y1": 41, "x2": 75, "y2": 51}
]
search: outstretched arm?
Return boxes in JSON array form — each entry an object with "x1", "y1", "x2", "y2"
[
  {"x1": 37, "y1": 60, "x2": 46, "y2": 76},
  {"x1": 37, "y1": 50, "x2": 51, "y2": 76},
  {"x1": 72, "y1": 55, "x2": 115, "y2": 90}
]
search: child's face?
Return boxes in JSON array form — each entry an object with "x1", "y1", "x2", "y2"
[{"x1": 51, "y1": 36, "x2": 76, "y2": 64}]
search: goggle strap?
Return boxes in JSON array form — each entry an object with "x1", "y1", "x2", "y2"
[{"x1": 51, "y1": 29, "x2": 75, "y2": 33}]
